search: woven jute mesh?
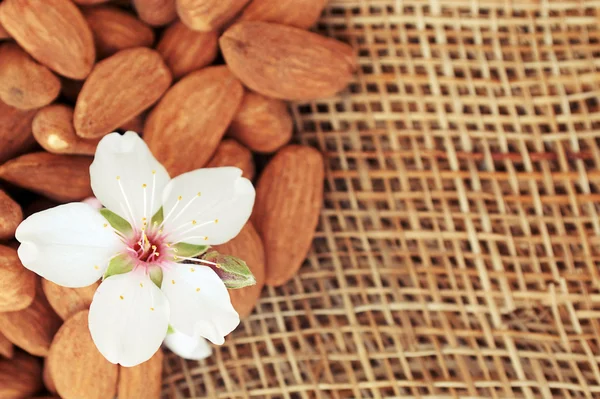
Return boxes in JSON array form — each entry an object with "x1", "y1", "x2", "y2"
[{"x1": 162, "y1": 1, "x2": 600, "y2": 397}]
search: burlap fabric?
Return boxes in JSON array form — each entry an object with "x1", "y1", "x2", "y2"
[{"x1": 162, "y1": 1, "x2": 600, "y2": 397}]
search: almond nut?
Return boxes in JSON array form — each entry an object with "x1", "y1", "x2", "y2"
[
  {"x1": 48, "y1": 310, "x2": 118, "y2": 399},
  {"x1": 0, "y1": 244, "x2": 36, "y2": 312},
  {"x1": 144, "y1": 66, "x2": 243, "y2": 176},
  {"x1": 251, "y1": 145, "x2": 324, "y2": 286},
  {"x1": 215, "y1": 222, "x2": 265, "y2": 317},
  {"x1": 133, "y1": 0, "x2": 177, "y2": 26},
  {"x1": 156, "y1": 20, "x2": 218, "y2": 79},
  {"x1": 42, "y1": 279, "x2": 99, "y2": 321},
  {"x1": 117, "y1": 349, "x2": 163, "y2": 399},
  {"x1": 84, "y1": 6, "x2": 155, "y2": 59},
  {"x1": 237, "y1": 0, "x2": 327, "y2": 29},
  {"x1": 0, "y1": 152, "x2": 93, "y2": 202},
  {"x1": 0, "y1": 280, "x2": 62, "y2": 356},
  {"x1": 0, "y1": 190, "x2": 22, "y2": 240},
  {"x1": 0, "y1": 100, "x2": 37, "y2": 164},
  {"x1": 0, "y1": 0, "x2": 95, "y2": 79},
  {"x1": 0, "y1": 352, "x2": 43, "y2": 399},
  {"x1": 74, "y1": 47, "x2": 172, "y2": 139},
  {"x1": 177, "y1": 0, "x2": 250, "y2": 31},
  {"x1": 33, "y1": 104, "x2": 100, "y2": 156},
  {"x1": 0, "y1": 43, "x2": 61, "y2": 110},
  {"x1": 221, "y1": 21, "x2": 356, "y2": 100},
  {"x1": 229, "y1": 91, "x2": 292, "y2": 153},
  {"x1": 206, "y1": 139, "x2": 255, "y2": 180}
]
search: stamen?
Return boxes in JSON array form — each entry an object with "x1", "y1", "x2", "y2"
[
  {"x1": 116, "y1": 176, "x2": 136, "y2": 227},
  {"x1": 169, "y1": 219, "x2": 217, "y2": 237},
  {"x1": 171, "y1": 193, "x2": 202, "y2": 224},
  {"x1": 150, "y1": 171, "x2": 157, "y2": 218},
  {"x1": 142, "y1": 183, "x2": 147, "y2": 222},
  {"x1": 159, "y1": 195, "x2": 183, "y2": 229},
  {"x1": 168, "y1": 236, "x2": 209, "y2": 246}
]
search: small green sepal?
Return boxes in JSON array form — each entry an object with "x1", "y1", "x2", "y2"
[
  {"x1": 104, "y1": 254, "x2": 134, "y2": 279},
  {"x1": 172, "y1": 243, "x2": 209, "y2": 259},
  {"x1": 167, "y1": 325, "x2": 175, "y2": 335},
  {"x1": 151, "y1": 207, "x2": 164, "y2": 226},
  {"x1": 100, "y1": 209, "x2": 133, "y2": 235},
  {"x1": 149, "y1": 266, "x2": 163, "y2": 288}
]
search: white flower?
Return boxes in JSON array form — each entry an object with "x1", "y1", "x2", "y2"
[
  {"x1": 15, "y1": 132, "x2": 255, "y2": 367},
  {"x1": 163, "y1": 330, "x2": 212, "y2": 361}
]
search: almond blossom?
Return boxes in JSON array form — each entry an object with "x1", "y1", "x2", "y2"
[{"x1": 15, "y1": 132, "x2": 255, "y2": 366}]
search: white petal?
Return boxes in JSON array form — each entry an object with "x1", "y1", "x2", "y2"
[
  {"x1": 90, "y1": 132, "x2": 170, "y2": 229},
  {"x1": 161, "y1": 264, "x2": 239, "y2": 344},
  {"x1": 161, "y1": 167, "x2": 255, "y2": 245},
  {"x1": 15, "y1": 203, "x2": 122, "y2": 288},
  {"x1": 163, "y1": 330, "x2": 212, "y2": 360},
  {"x1": 89, "y1": 270, "x2": 170, "y2": 367}
]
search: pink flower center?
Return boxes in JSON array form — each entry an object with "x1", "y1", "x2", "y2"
[{"x1": 127, "y1": 229, "x2": 167, "y2": 267}]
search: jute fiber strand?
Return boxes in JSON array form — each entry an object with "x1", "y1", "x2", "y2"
[{"x1": 162, "y1": 0, "x2": 600, "y2": 397}]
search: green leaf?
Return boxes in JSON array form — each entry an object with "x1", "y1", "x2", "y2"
[
  {"x1": 100, "y1": 209, "x2": 132, "y2": 235},
  {"x1": 167, "y1": 325, "x2": 175, "y2": 335},
  {"x1": 149, "y1": 266, "x2": 163, "y2": 288},
  {"x1": 151, "y1": 207, "x2": 164, "y2": 226},
  {"x1": 172, "y1": 243, "x2": 209, "y2": 259},
  {"x1": 203, "y1": 251, "x2": 256, "y2": 289},
  {"x1": 104, "y1": 254, "x2": 134, "y2": 279}
]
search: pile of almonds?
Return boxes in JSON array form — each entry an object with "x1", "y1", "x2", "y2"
[{"x1": 0, "y1": 0, "x2": 356, "y2": 398}]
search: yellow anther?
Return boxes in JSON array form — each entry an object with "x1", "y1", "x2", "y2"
[
  {"x1": 214, "y1": 219, "x2": 219, "y2": 224},
  {"x1": 116, "y1": 176, "x2": 121, "y2": 180},
  {"x1": 171, "y1": 279, "x2": 175, "y2": 284},
  {"x1": 204, "y1": 237, "x2": 208, "y2": 241},
  {"x1": 142, "y1": 217, "x2": 147, "y2": 221},
  {"x1": 216, "y1": 264, "x2": 221, "y2": 269},
  {"x1": 155, "y1": 252, "x2": 160, "y2": 256},
  {"x1": 150, "y1": 307, "x2": 155, "y2": 311},
  {"x1": 140, "y1": 283, "x2": 143, "y2": 288},
  {"x1": 119, "y1": 295, "x2": 124, "y2": 300},
  {"x1": 173, "y1": 256, "x2": 178, "y2": 261},
  {"x1": 151, "y1": 245, "x2": 157, "y2": 250},
  {"x1": 103, "y1": 223, "x2": 108, "y2": 228},
  {"x1": 166, "y1": 243, "x2": 171, "y2": 247},
  {"x1": 190, "y1": 267, "x2": 195, "y2": 272},
  {"x1": 142, "y1": 184, "x2": 147, "y2": 188},
  {"x1": 192, "y1": 220, "x2": 197, "y2": 225},
  {"x1": 197, "y1": 192, "x2": 201, "y2": 197},
  {"x1": 196, "y1": 288, "x2": 201, "y2": 292},
  {"x1": 178, "y1": 196, "x2": 182, "y2": 201},
  {"x1": 152, "y1": 170, "x2": 156, "y2": 175},
  {"x1": 94, "y1": 265, "x2": 99, "y2": 270},
  {"x1": 159, "y1": 229, "x2": 163, "y2": 233}
]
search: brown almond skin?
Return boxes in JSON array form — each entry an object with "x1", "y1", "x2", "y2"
[
  {"x1": 0, "y1": 245, "x2": 36, "y2": 312},
  {"x1": 43, "y1": 359, "x2": 57, "y2": 394},
  {"x1": 33, "y1": 104, "x2": 100, "y2": 156},
  {"x1": 48, "y1": 310, "x2": 118, "y2": 399},
  {"x1": 0, "y1": 152, "x2": 93, "y2": 202},
  {"x1": 75, "y1": 47, "x2": 172, "y2": 139},
  {"x1": 0, "y1": 282, "x2": 62, "y2": 356},
  {"x1": 133, "y1": 0, "x2": 177, "y2": 26},
  {"x1": 0, "y1": 331, "x2": 13, "y2": 358},
  {"x1": 0, "y1": 190, "x2": 22, "y2": 240},
  {"x1": 42, "y1": 279, "x2": 99, "y2": 321},
  {"x1": 215, "y1": 222, "x2": 265, "y2": 317},
  {"x1": 119, "y1": 113, "x2": 146, "y2": 133},
  {"x1": 237, "y1": 0, "x2": 327, "y2": 29},
  {"x1": 177, "y1": 0, "x2": 250, "y2": 31},
  {"x1": 206, "y1": 139, "x2": 255, "y2": 180},
  {"x1": 144, "y1": 66, "x2": 244, "y2": 176},
  {"x1": 84, "y1": 6, "x2": 155, "y2": 59},
  {"x1": 117, "y1": 349, "x2": 163, "y2": 399},
  {"x1": 73, "y1": 0, "x2": 110, "y2": 3},
  {"x1": 0, "y1": 19, "x2": 10, "y2": 40},
  {"x1": 0, "y1": 43, "x2": 61, "y2": 110},
  {"x1": 221, "y1": 21, "x2": 356, "y2": 100},
  {"x1": 0, "y1": 352, "x2": 43, "y2": 399},
  {"x1": 0, "y1": 0, "x2": 95, "y2": 79},
  {"x1": 156, "y1": 21, "x2": 218, "y2": 79},
  {"x1": 252, "y1": 145, "x2": 324, "y2": 286},
  {"x1": 229, "y1": 92, "x2": 292, "y2": 153},
  {"x1": 0, "y1": 100, "x2": 37, "y2": 164}
]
